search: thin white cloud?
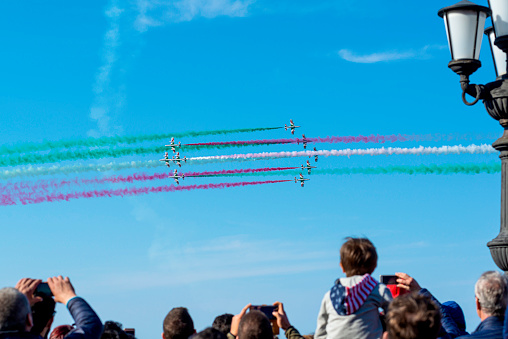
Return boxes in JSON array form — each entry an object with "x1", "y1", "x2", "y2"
[
  {"x1": 338, "y1": 45, "x2": 447, "y2": 64},
  {"x1": 88, "y1": 1, "x2": 125, "y2": 137},
  {"x1": 134, "y1": 0, "x2": 255, "y2": 32},
  {"x1": 86, "y1": 235, "x2": 339, "y2": 290}
]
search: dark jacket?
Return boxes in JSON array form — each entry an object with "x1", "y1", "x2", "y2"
[
  {"x1": 457, "y1": 316, "x2": 503, "y2": 339},
  {"x1": 65, "y1": 297, "x2": 103, "y2": 339}
]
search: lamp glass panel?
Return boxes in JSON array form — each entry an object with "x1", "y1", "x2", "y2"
[
  {"x1": 445, "y1": 9, "x2": 486, "y2": 60},
  {"x1": 489, "y1": 0, "x2": 508, "y2": 37},
  {"x1": 487, "y1": 28, "x2": 507, "y2": 76}
]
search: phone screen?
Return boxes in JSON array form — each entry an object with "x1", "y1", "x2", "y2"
[{"x1": 379, "y1": 275, "x2": 398, "y2": 285}]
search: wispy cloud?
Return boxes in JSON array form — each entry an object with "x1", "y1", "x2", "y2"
[
  {"x1": 134, "y1": 0, "x2": 255, "y2": 32},
  {"x1": 338, "y1": 45, "x2": 447, "y2": 64},
  {"x1": 93, "y1": 235, "x2": 337, "y2": 290},
  {"x1": 88, "y1": 1, "x2": 125, "y2": 137}
]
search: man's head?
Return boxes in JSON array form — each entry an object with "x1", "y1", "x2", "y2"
[
  {"x1": 237, "y1": 310, "x2": 272, "y2": 339},
  {"x1": 163, "y1": 307, "x2": 195, "y2": 339},
  {"x1": 0, "y1": 287, "x2": 33, "y2": 332},
  {"x1": 383, "y1": 293, "x2": 441, "y2": 339},
  {"x1": 192, "y1": 328, "x2": 226, "y2": 339},
  {"x1": 474, "y1": 271, "x2": 508, "y2": 318},
  {"x1": 212, "y1": 314, "x2": 233, "y2": 336},
  {"x1": 340, "y1": 237, "x2": 378, "y2": 276},
  {"x1": 30, "y1": 295, "x2": 56, "y2": 338}
]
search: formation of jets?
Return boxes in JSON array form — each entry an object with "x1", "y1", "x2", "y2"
[
  {"x1": 169, "y1": 169, "x2": 185, "y2": 184},
  {"x1": 165, "y1": 137, "x2": 182, "y2": 153},
  {"x1": 159, "y1": 152, "x2": 187, "y2": 168},
  {"x1": 159, "y1": 120, "x2": 322, "y2": 187},
  {"x1": 284, "y1": 119, "x2": 300, "y2": 135},
  {"x1": 295, "y1": 173, "x2": 310, "y2": 187}
]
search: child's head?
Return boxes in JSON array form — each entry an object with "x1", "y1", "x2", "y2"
[{"x1": 340, "y1": 237, "x2": 378, "y2": 277}]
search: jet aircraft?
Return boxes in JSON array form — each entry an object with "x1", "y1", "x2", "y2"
[
  {"x1": 284, "y1": 119, "x2": 301, "y2": 135},
  {"x1": 169, "y1": 169, "x2": 185, "y2": 184},
  {"x1": 165, "y1": 137, "x2": 182, "y2": 153},
  {"x1": 301, "y1": 160, "x2": 317, "y2": 174},
  {"x1": 295, "y1": 173, "x2": 310, "y2": 187}
]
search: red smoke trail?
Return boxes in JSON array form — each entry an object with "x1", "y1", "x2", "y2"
[
  {"x1": 4, "y1": 180, "x2": 292, "y2": 206},
  {"x1": 184, "y1": 134, "x2": 433, "y2": 147},
  {"x1": 1, "y1": 167, "x2": 298, "y2": 195},
  {"x1": 184, "y1": 166, "x2": 299, "y2": 177}
]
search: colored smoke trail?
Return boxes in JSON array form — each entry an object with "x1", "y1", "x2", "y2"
[
  {"x1": 0, "y1": 145, "x2": 168, "y2": 167},
  {"x1": 184, "y1": 134, "x2": 432, "y2": 148},
  {"x1": 0, "y1": 160, "x2": 161, "y2": 180},
  {"x1": 2, "y1": 163, "x2": 499, "y2": 199},
  {"x1": 1, "y1": 167, "x2": 301, "y2": 193},
  {"x1": 0, "y1": 143, "x2": 496, "y2": 168},
  {"x1": 3, "y1": 180, "x2": 291, "y2": 206},
  {"x1": 189, "y1": 144, "x2": 497, "y2": 163},
  {"x1": 0, "y1": 127, "x2": 282, "y2": 156},
  {"x1": 184, "y1": 166, "x2": 299, "y2": 177}
]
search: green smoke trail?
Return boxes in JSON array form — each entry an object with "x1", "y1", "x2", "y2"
[
  {"x1": 0, "y1": 126, "x2": 281, "y2": 156},
  {"x1": 196, "y1": 163, "x2": 501, "y2": 178}
]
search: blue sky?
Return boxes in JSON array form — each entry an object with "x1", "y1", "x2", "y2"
[{"x1": 0, "y1": 0, "x2": 504, "y2": 338}]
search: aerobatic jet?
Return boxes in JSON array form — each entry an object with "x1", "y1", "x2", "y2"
[
  {"x1": 160, "y1": 152, "x2": 171, "y2": 167},
  {"x1": 171, "y1": 152, "x2": 187, "y2": 167},
  {"x1": 295, "y1": 173, "x2": 310, "y2": 187},
  {"x1": 165, "y1": 137, "x2": 182, "y2": 153},
  {"x1": 284, "y1": 119, "x2": 301, "y2": 135},
  {"x1": 301, "y1": 160, "x2": 317, "y2": 175},
  {"x1": 298, "y1": 134, "x2": 309, "y2": 149},
  {"x1": 309, "y1": 147, "x2": 319, "y2": 162},
  {"x1": 168, "y1": 169, "x2": 185, "y2": 185}
]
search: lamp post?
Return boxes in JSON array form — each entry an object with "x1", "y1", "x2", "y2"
[{"x1": 438, "y1": 0, "x2": 508, "y2": 272}]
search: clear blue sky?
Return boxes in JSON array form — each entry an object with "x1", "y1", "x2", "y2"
[{"x1": 0, "y1": 0, "x2": 503, "y2": 338}]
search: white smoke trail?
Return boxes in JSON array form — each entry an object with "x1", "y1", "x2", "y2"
[
  {"x1": 189, "y1": 144, "x2": 496, "y2": 162},
  {"x1": 0, "y1": 160, "x2": 161, "y2": 180}
]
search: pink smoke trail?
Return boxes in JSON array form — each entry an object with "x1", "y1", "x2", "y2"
[
  {"x1": 184, "y1": 134, "x2": 435, "y2": 147},
  {"x1": 4, "y1": 180, "x2": 292, "y2": 206},
  {"x1": 0, "y1": 167, "x2": 299, "y2": 195},
  {"x1": 184, "y1": 166, "x2": 299, "y2": 177}
]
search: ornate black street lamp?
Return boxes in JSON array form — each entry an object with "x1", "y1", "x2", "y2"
[{"x1": 438, "y1": 0, "x2": 508, "y2": 272}]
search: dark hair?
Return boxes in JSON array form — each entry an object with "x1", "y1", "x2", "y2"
[
  {"x1": 101, "y1": 321, "x2": 131, "y2": 339},
  {"x1": 212, "y1": 314, "x2": 233, "y2": 335},
  {"x1": 50, "y1": 325, "x2": 74, "y2": 339},
  {"x1": 238, "y1": 311, "x2": 272, "y2": 339},
  {"x1": 340, "y1": 237, "x2": 378, "y2": 276},
  {"x1": 386, "y1": 293, "x2": 441, "y2": 339},
  {"x1": 163, "y1": 307, "x2": 195, "y2": 339},
  {"x1": 30, "y1": 296, "x2": 56, "y2": 338},
  {"x1": 192, "y1": 328, "x2": 226, "y2": 339}
]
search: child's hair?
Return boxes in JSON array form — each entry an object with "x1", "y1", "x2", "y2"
[{"x1": 340, "y1": 237, "x2": 378, "y2": 276}]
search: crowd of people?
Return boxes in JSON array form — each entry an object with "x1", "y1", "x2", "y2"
[{"x1": 1, "y1": 238, "x2": 508, "y2": 339}]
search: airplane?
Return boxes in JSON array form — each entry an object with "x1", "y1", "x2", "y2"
[
  {"x1": 309, "y1": 147, "x2": 319, "y2": 162},
  {"x1": 297, "y1": 134, "x2": 308, "y2": 149},
  {"x1": 168, "y1": 168, "x2": 185, "y2": 184},
  {"x1": 159, "y1": 152, "x2": 171, "y2": 167},
  {"x1": 295, "y1": 173, "x2": 310, "y2": 187},
  {"x1": 165, "y1": 137, "x2": 182, "y2": 153},
  {"x1": 301, "y1": 160, "x2": 317, "y2": 174},
  {"x1": 284, "y1": 119, "x2": 301, "y2": 135},
  {"x1": 171, "y1": 152, "x2": 187, "y2": 167}
]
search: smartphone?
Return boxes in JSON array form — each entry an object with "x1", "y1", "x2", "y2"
[
  {"x1": 249, "y1": 305, "x2": 277, "y2": 320},
  {"x1": 34, "y1": 282, "x2": 53, "y2": 297},
  {"x1": 124, "y1": 328, "x2": 135, "y2": 337},
  {"x1": 379, "y1": 275, "x2": 398, "y2": 285}
]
